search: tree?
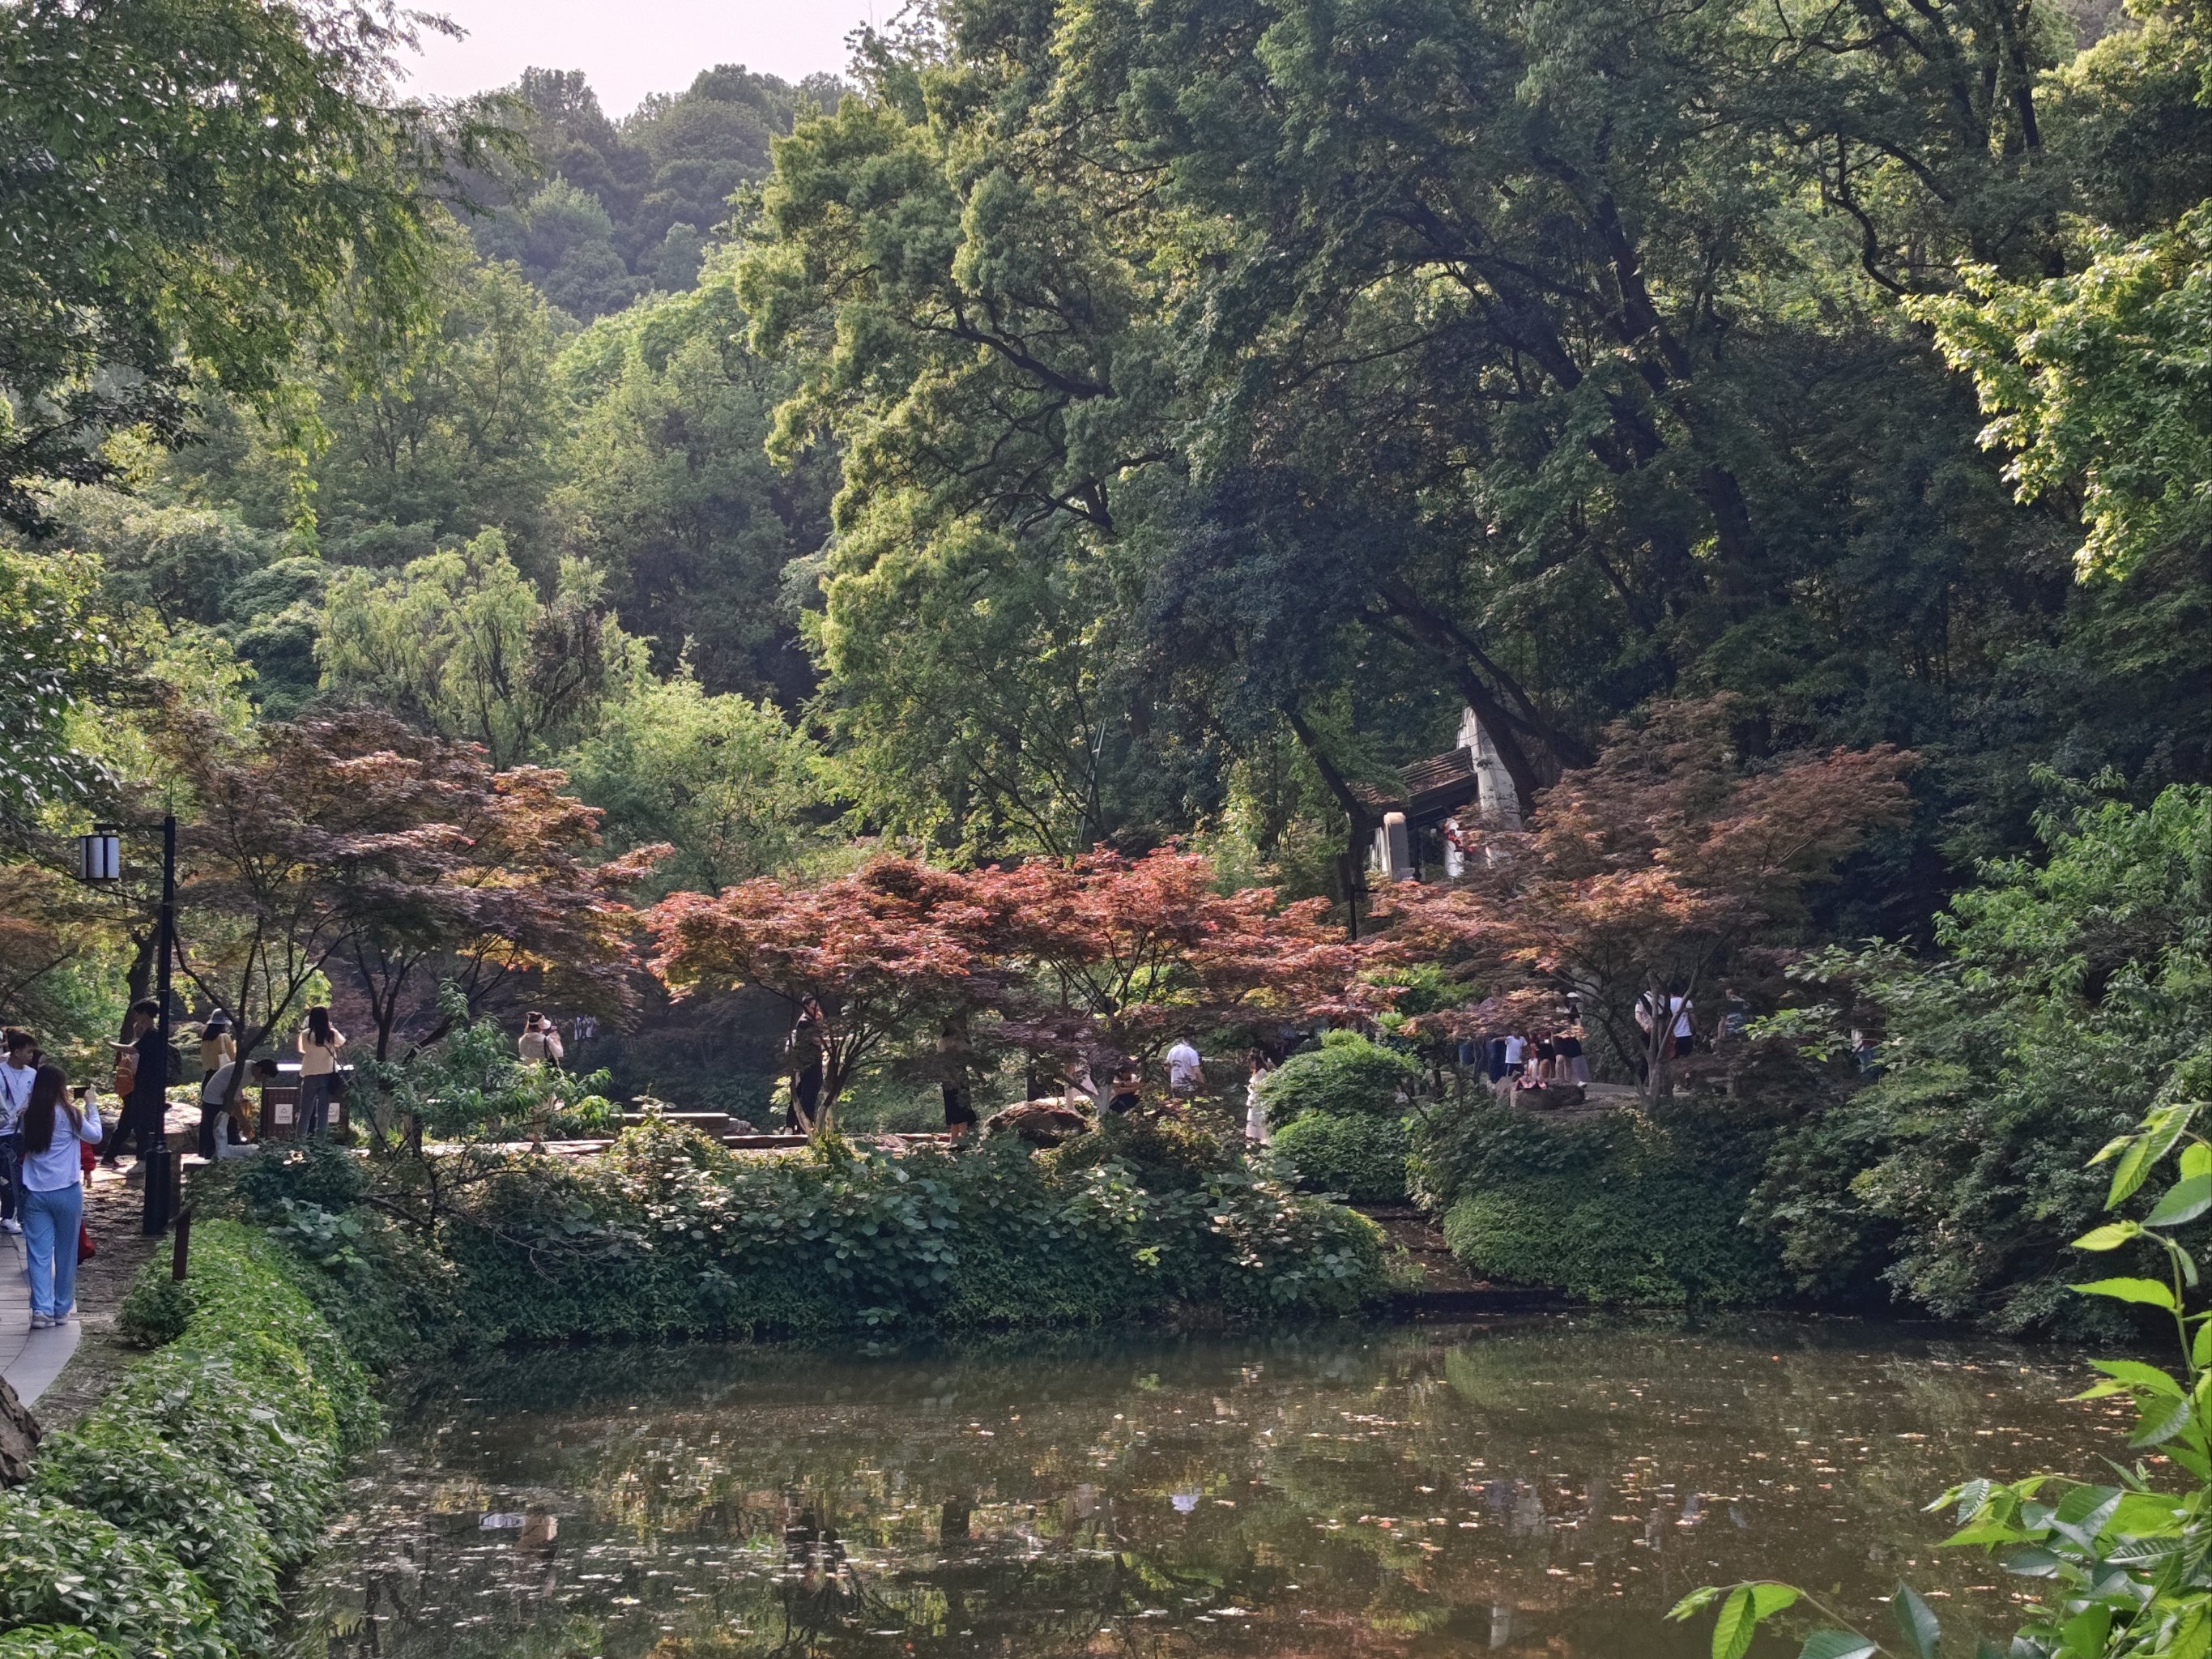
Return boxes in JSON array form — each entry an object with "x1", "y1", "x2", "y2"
[
  {"x1": 170, "y1": 710, "x2": 658, "y2": 1102},
  {"x1": 0, "y1": 0, "x2": 501, "y2": 527},
  {"x1": 330, "y1": 742, "x2": 667, "y2": 1062},
  {"x1": 317, "y1": 531, "x2": 646, "y2": 767},
  {"x1": 1919, "y1": 202, "x2": 2212, "y2": 582},
  {"x1": 646, "y1": 859, "x2": 1003, "y2": 1129},
  {"x1": 1367, "y1": 701, "x2": 1917, "y2": 1099},
  {"x1": 563, "y1": 671, "x2": 826, "y2": 900},
  {"x1": 0, "y1": 547, "x2": 122, "y2": 829},
  {"x1": 974, "y1": 850, "x2": 1362, "y2": 1088},
  {"x1": 552, "y1": 268, "x2": 834, "y2": 702}
]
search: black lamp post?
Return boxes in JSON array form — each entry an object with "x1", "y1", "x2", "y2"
[{"x1": 76, "y1": 815, "x2": 182, "y2": 1235}]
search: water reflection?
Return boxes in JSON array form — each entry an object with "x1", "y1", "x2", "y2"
[{"x1": 288, "y1": 1318, "x2": 2126, "y2": 1659}]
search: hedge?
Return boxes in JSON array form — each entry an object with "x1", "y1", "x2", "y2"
[
  {"x1": 1256, "y1": 1034, "x2": 1421, "y2": 1123},
  {"x1": 1, "y1": 1220, "x2": 373, "y2": 1656},
  {"x1": 435, "y1": 1121, "x2": 1389, "y2": 1340},
  {"x1": 1421, "y1": 1098, "x2": 1788, "y2": 1307},
  {"x1": 1267, "y1": 1112, "x2": 1413, "y2": 1205}
]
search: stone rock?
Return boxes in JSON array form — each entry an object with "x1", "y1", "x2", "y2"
[
  {"x1": 988, "y1": 1100, "x2": 1093, "y2": 1148},
  {"x1": 0, "y1": 1374, "x2": 40, "y2": 1486}
]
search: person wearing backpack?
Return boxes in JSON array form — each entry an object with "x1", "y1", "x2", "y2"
[{"x1": 100, "y1": 999, "x2": 171, "y2": 1169}]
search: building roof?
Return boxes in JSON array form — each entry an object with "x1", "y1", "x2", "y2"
[{"x1": 1354, "y1": 744, "x2": 1482, "y2": 828}]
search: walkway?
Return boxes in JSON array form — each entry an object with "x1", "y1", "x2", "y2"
[{"x1": 0, "y1": 1226, "x2": 79, "y2": 1405}]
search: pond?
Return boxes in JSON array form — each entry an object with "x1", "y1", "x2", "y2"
[{"x1": 290, "y1": 1316, "x2": 2129, "y2": 1659}]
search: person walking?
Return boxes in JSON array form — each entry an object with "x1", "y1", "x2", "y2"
[
  {"x1": 1106, "y1": 1060, "x2": 1142, "y2": 1115},
  {"x1": 100, "y1": 998, "x2": 168, "y2": 1168},
  {"x1": 297, "y1": 1006, "x2": 346, "y2": 1138},
  {"x1": 786, "y1": 998, "x2": 825, "y2": 1132},
  {"x1": 1165, "y1": 1034, "x2": 1204, "y2": 1099},
  {"x1": 19, "y1": 1064, "x2": 101, "y2": 1328},
  {"x1": 0, "y1": 1029, "x2": 36, "y2": 1235},
  {"x1": 1557, "y1": 1024, "x2": 1591, "y2": 1086},
  {"x1": 938, "y1": 1018, "x2": 978, "y2": 1136},
  {"x1": 198, "y1": 1010, "x2": 235, "y2": 1079}
]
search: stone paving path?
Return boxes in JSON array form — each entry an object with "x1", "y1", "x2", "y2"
[{"x1": 0, "y1": 1226, "x2": 80, "y2": 1405}]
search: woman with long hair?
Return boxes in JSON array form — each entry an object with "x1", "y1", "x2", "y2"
[
  {"x1": 19, "y1": 1063, "x2": 100, "y2": 1328},
  {"x1": 297, "y1": 1005, "x2": 346, "y2": 1138}
]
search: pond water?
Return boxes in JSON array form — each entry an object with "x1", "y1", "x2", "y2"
[{"x1": 291, "y1": 1316, "x2": 2131, "y2": 1659}]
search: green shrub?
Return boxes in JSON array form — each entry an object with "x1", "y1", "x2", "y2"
[
  {"x1": 0, "y1": 1494, "x2": 226, "y2": 1659},
  {"x1": 1257, "y1": 1034, "x2": 1421, "y2": 1122},
  {"x1": 0, "y1": 1628, "x2": 125, "y2": 1658},
  {"x1": 431, "y1": 1120, "x2": 1388, "y2": 1340},
  {"x1": 1266, "y1": 1112, "x2": 1412, "y2": 1203},
  {"x1": 31, "y1": 1426, "x2": 278, "y2": 1653},
  {"x1": 1043, "y1": 1109, "x2": 1233, "y2": 1191},
  {"x1": 116, "y1": 1274, "x2": 192, "y2": 1347},
  {"x1": 1427, "y1": 1101, "x2": 1787, "y2": 1306}
]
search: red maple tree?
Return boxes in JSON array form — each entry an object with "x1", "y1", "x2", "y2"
[
  {"x1": 646, "y1": 857, "x2": 1003, "y2": 1129},
  {"x1": 334, "y1": 750, "x2": 668, "y2": 1060},
  {"x1": 976, "y1": 849, "x2": 1362, "y2": 1090},
  {"x1": 1367, "y1": 699, "x2": 1916, "y2": 1098}
]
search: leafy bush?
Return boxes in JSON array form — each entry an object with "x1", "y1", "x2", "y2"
[
  {"x1": 433, "y1": 1120, "x2": 1388, "y2": 1341},
  {"x1": 1043, "y1": 1109, "x2": 1234, "y2": 1191},
  {"x1": 1266, "y1": 1112, "x2": 1412, "y2": 1204},
  {"x1": 30, "y1": 1426, "x2": 278, "y2": 1652},
  {"x1": 1257, "y1": 1034, "x2": 1421, "y2": 1122},
  {"x1": 1425, "y1": 1099, "x2": 1787, "y2": 1305},
  {"x1": 0, "y1": 1494, "x2": 226, "y2": 1659},
  {"x1": 0, "y1": 1629, "x2": 124, "y2": 1658},
  {"x1": 116, "y1": 1274, "x2": 192, "y2": 1347},
  {"x1": 1750, "y1": 783, "x2": 2212, "y2": 1333}
]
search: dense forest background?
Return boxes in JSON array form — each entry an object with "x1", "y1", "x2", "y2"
[{"x1": 3, "y1": 0, "x2": 2210, "y2": 1321}]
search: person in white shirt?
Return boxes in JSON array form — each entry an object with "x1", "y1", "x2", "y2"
[
  {"x1": 1165, "y1": 1037, "x2": 1203, "y2": 1097},
  {"x1": 1669, "y1": 996, "x2": 1695, "y2": 1057},
  {"x1": 199, "y1": 1056, "x2": 276, "y2": 1158},
  {"x1": 518, "y1": 1011, "x2": 565, "y2": 1067},
  {"x1": 18, "y1": 1063, "x2": 102, "y2": 1328},
  {"x1": 0, "y1": 1028, "x2": 36, "y2": 1236},
  {"x1": 1243, "y1": 1051, "x2": 1272, "y2": 1147}
]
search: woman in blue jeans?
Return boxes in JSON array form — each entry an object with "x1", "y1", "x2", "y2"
[{"x1": 18, "y1": 1064, "x2": 102, "y2": 1329}]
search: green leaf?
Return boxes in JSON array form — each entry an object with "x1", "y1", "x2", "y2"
[
  {"x1": 1890, "y1": 1584, "x2": 1941, "y2": 1659},
  {"x1": 2072, "y1": 1222, "x2": 2142, "y2": 1252},
  {"x1": 2147, "y1": 1175, "x2": 2212, "y2": 1227},
  {"x1": 1715, "y1": 1586, "x2": 1760, "y2": 1659},
  {"x1": 2130, "y1": 1392, "x2": 2194, "y2": 1447},
  {"x1": 1801, "y1": 1633, "x2": 1878, "y2": 1659},
  {"x1": 1672, "y1": 1589, "x2": 1728, "y2": 1620},
  {"x1": 2069, "y1": 1277, "x2": 2180, "y2": 1311},
  {"x1": 2089, "y1": 1358, "x2": 2186, "y2": 1397},
  {"x1": 2183, "y1": 1143, "x2": 2212, "y2": 1180},
  {"x1": 2193, "y1": 1319, "x2": 2212, "y2": 1370}
]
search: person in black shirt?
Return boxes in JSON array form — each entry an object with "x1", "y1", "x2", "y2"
[{"x1": 100, "y1": 998, "x2": 168, "y2": 1167}]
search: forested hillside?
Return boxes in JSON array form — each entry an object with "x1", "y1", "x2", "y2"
[{"x1": 2, "y1": 0, "x2": 2209, "y2": 1322}]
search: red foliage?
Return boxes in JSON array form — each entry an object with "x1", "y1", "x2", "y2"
[
  {"x1": 646, "y1": 848, "x2": 1362, "y2": 1116},
  {"x1": 1367, "y1": 699, "x2": 1916, "y2": 1095},
  {"x1": 175, "y1": 710, "x2": 666, "y2": 1084},
  {"x1": 975, "y1": 850, "x2": 1361, "y2": 1077},
  {"x1": 647, "y1": 858, "x2": 1004, "y2": 1122}
]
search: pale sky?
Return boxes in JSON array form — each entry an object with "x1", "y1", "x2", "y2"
[{"x1": 401, "y1": 0, "x2": 881, "y2": 116}]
